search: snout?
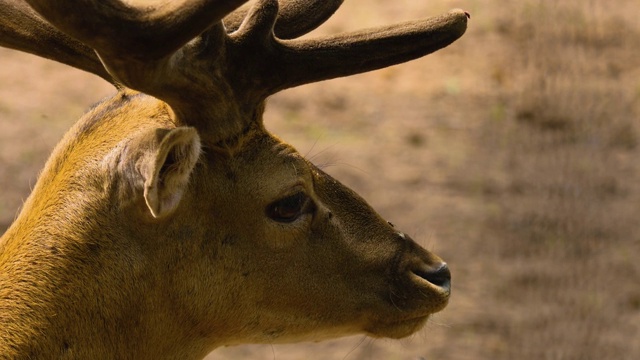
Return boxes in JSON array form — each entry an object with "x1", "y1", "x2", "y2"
[
  {"x1": 357, "y1": 230, "x2": 453, "y2": 339},
  {"x1": 392, "y1": 232, "x2": 451, "y2": 311},
  {"x1": 364, "y1": 235, "x2": 451, "y2": 339},
  {"x1": 412, "y1": 262, "x2": 451, "y2": 293}
]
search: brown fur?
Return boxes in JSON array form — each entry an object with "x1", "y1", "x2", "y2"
[
  {"x1": 0, "y1": 92, "x2": 450, "y2": 358},
  {"x1": 0, "y1": 1, "x2": 466, "y2": 358}
]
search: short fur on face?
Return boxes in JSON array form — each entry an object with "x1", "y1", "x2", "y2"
[{"x1": 0, "y1": 1, "x2": 466, "y2": 358}]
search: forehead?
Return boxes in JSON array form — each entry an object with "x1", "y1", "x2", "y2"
[{"x1": 214, "y1": 131, "x2": 311, "y2": 190}]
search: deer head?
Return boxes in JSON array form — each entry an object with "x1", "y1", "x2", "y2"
[{"x1": 0, "y1": 0, "x2": 468, "y2": 358}]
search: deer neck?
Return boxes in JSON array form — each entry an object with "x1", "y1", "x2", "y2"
[
  {"x1": 0, "y1": 93, "x2": 221, "y2": 359},
  {"x1": 0, "y1": 186, "x2": 221, "y2": 359}
]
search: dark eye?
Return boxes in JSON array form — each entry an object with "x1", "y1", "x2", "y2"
[{"x1": 266, "y1": 192, "x2": 311, "y2": 223}]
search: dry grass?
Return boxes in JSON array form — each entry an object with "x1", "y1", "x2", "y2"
[{"x1": 463, "y1": 1, "x2": 640, "y2": 358}]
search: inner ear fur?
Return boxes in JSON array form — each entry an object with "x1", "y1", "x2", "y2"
[{"x1": 134, "y1": 127, "x2": 202, "y2": 218}]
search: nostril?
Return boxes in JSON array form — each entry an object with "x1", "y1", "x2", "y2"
[{"x1": 414, "y1": 263, "x2": 451, "y2": 288}]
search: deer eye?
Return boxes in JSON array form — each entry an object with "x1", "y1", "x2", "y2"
[{"x1": 266, "y1": 192, "x2": 311, "y2": 223}]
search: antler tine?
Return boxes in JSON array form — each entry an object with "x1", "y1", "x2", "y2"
[
  {"x1": 20, "y1": 0, "x2": 252, "y2": 134},
  {"x1": 272, "y1": 9, "x2": 469, "y2": 94},
  {"x1": 225, "y1": 0, "x2": 344, "y2": 39},
  {"x1": 239, "y1": 8, "x2": 469, "y2": 98},
  {"x1": 23, "y1": 0, "x2": 250, "y2": 62},
  {"x1": 7, "y1": 0, "x2": 468, "y2": 143},
  {"x1": 0, "y1": 0, "x2": 112, "y2": 83}
]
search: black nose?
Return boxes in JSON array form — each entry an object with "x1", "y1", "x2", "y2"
[{"x1": 415, "y1": 263, "x2": 451, "y2": 289}]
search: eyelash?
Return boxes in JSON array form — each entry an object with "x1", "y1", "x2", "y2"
[{"x1": 265, "y1": 192, "x2": 314, "y2": 223}]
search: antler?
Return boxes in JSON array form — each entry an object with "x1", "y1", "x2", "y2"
[
  {"x1": 14, "y1": 0, "x2": 468, "y2": 142},
  {"x1": 224, "y1": 0, "x2": 344, "y2": 39},
  {"x1": 0, "y1": 0, "x2": 111, "y2": 83},
  {"x1": 233, "y1": 3, "x2": 469, "y2": 96},
  {"x1": 22, "y1": 0, "x2": 248, "y2": 61},
  {"x1": 0, "y1": 0, "x2": 341, "y2": 85}
]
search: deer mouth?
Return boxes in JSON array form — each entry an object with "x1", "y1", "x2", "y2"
[
  {"x1": 388, "y1": 233, "x2": 452, "y2": 312},
  {"x1": 401, "y1": 262, "x2": 452, "y2": 312},
  {"x1": 365, "y1": 252, "x2": 451, "y2": 338},
  {"x1": 410, "y1": 263, "x2": 452, "y2": 296},
  {"x1": 364, "y1": 272, "x2": 450, "y2": 339},
  {"x1": 359, "y1": 279, "x2": 450, "y2": 339}
]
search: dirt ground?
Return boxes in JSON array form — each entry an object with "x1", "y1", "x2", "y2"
[{"x1": 1, "y1": 1, "x2": 639, "y2": 359}]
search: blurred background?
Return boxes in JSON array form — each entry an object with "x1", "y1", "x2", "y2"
[{"x1": 1, "y1": 0, "x2": 638, "y2": 359}]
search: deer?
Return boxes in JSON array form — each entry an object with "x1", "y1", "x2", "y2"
[{"x1": 0, "y1": 0, "x2": 468, "y2": 358}]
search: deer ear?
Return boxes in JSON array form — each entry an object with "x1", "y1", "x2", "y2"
[{"x1": 141, "y1": 127, "x2": 201, "y2": 218}]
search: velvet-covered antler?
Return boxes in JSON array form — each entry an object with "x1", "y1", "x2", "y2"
[{"x1": 6, "y1": 0, "x2": 468, "y2": 141}]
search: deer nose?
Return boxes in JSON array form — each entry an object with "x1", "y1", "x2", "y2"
[{"x1": 414, "y1": 263, "x2": 451, "y2": 290}]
